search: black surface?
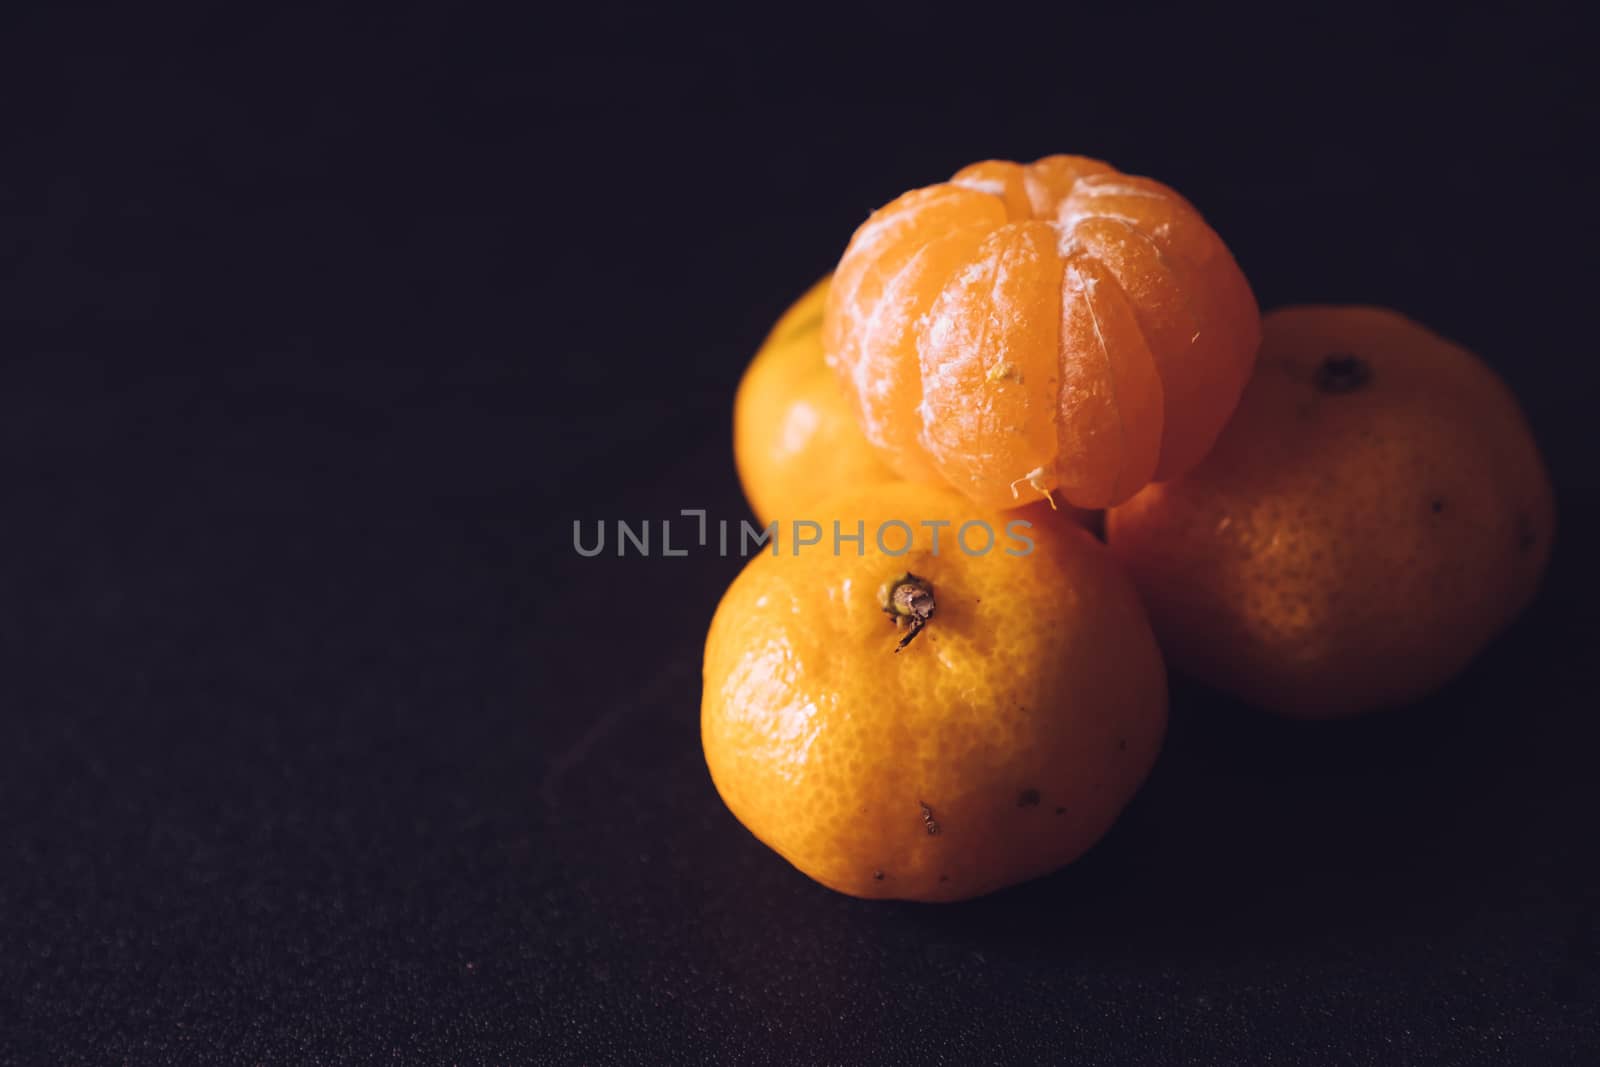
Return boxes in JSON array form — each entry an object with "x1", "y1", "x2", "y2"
[{"x1": 4, "y1": 6, "x2": 1599, "y2": 1064}]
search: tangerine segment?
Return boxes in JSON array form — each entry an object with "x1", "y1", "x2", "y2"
[
  {"x1": 702, "y1": 482, "x2": 1167, "y2": 901},
  {"x1": 1056, "y1": 251, "x2": 1165, "y2": 507},
  {"x1": 918, "y1": 222, "x2": 1065, "y2": 506},
  {"x1": 826, "y1": 155, "x2": 1260, "y2": 509},
  {"x1": 854, "y1": 222, "x2": 998, "y2": 484},
  {"x1": 1106, "y1": 306, "x2": 1555, "y2": 718}
]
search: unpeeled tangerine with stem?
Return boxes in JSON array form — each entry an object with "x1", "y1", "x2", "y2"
[{"x1": 825, "y1": 154, "x2": 1261, "y2": 510}]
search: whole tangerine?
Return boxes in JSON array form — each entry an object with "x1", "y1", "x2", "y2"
[
  {"x1": 824, "y1": 154, "x2": 1260, "y2": 510},
  {"x1": 1106, "y1": 306, "x2": 1555, "y2": 718},
  {"x1": 701, "y1": 481, "x2": 1166, "y2": 901},
  {"x1": 734, "y1": 276, "x2": 898, "y2": 525}
]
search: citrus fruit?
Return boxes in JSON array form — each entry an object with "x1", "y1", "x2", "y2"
[
  {"x1": 824, "y1": 154, "x2": 1260, "y2": 511},
  {"x1": 734, "y1": 276, "x2": 898, "y2": 525},
  {"x1": 1106, "y1": 306, "x2": 1555, "y2": 718},
  {"x1": 702, "y1": 481, "x2": 1167, "y2": 901}
]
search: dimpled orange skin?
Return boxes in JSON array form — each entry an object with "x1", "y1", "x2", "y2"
[
  {"x1": 734, "y1": 276, "x2": 898, "y2": 525},
  {"x1": 701, "y1": 482, "x2": 1167, "y2": 901},
  {"x1": 824, "y1": 154, "x2": 1260, "y2": 511},
  {"x1": 1106, "y1": 306, "x2": 1556, "y2": 719}
]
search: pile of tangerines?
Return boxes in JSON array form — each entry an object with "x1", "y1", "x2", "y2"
[{"x1": 702, "y1": 155, "x2": 1554, "y2": 902}]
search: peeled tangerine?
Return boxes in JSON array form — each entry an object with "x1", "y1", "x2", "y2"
[
  {"x1": 701, "y1": 482, "x2": 1166, "y2": 901},
  {"x1": 1107, "y1": 306, "x2": 1555, "y2": 718},
  {"x1": 825, "y1": 154, "x2": 1260, "y2": 511}
]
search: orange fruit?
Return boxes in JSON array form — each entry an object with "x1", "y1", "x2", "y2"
[
  {"x1": 1106, "y1": 306, "x2": 1555, "y2": 718},
  {"x1": 824, "y1": 154, "x2": 1260, "y2": 511},
  {"x1": 733, "y1": 276, "x2": 897, "y2": 525},
  {"x1": 701, "y1": 481, "x2": 1167, "y2": 901}
]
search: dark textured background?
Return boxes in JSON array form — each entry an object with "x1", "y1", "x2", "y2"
[{"x1": 3, "y1": 5, "x2": 1598, "y2": 1064}]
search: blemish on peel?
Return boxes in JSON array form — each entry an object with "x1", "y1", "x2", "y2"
[
  {"x1": 986, "y1": 360, "x2": 1022, "y2": 385},
  {"x1": 1314, "y1": 353, "x2": 1372, "y2": 394},
  {"x1": 1017, "y1": 788, "x2": 1041, "y2": 808},
  {"x1": 1518, "y1": 517, "x2": 1538, "y2": 553},
  {"x1": 919, "y1": 801, "x2": 941, "y2": 836}
]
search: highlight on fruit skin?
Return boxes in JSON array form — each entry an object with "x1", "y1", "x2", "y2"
[
  {"x1": 1106, "y1": 305, "x2": 1556, "y2": 719},
  {"x1": 701, "y1": 481, "x2": 1167, "y2": 902},
  {"x1": 824, "y1": 154, "x2": 1260, "y2": 511}
]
